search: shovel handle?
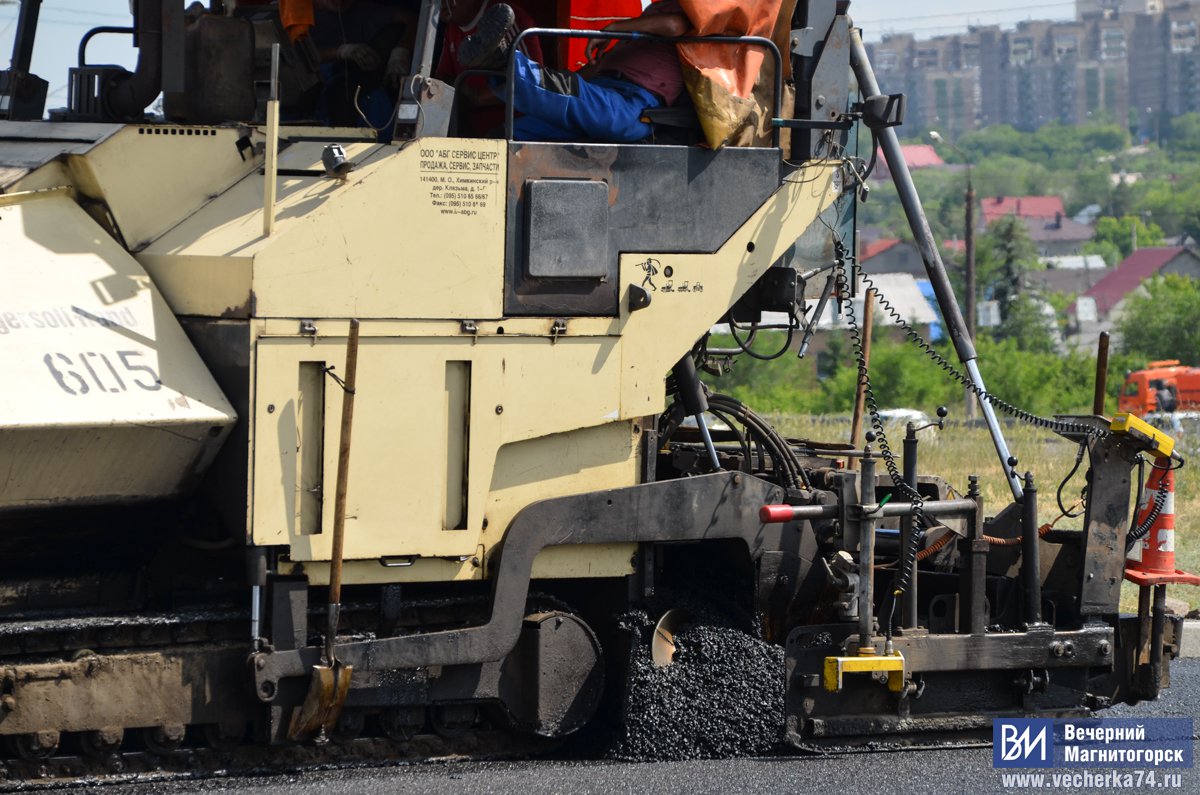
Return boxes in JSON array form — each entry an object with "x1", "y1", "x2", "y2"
[{"x1": 328, "y1": 319, "x2": 360, "y2": 617}]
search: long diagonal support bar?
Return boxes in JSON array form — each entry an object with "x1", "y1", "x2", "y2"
[{"x1": 848, "y1": 26, "x2": 1023, "y2": 502}]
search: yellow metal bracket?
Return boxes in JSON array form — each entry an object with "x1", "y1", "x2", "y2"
[
  {"x1": 823, "y1": 651, "x2": 906, "y2": 693},
  {"x1": 1111, "y1": 412, "x2": 1175, "y2": 459}
]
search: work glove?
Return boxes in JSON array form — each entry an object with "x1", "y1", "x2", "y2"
[
  {"x1": 385, "y1": 45, "x2": 413, "y2": 88},
  {"x1": 337, "y1": 42, "x2": 383, "y2": 71}
]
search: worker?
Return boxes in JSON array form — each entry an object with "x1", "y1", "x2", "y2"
[
  {"x1": 456, "y1": 1, "x2": 689, "y2": 142},
  {"x1": 310, "y1": 0, "x2": 418, "y2": 128},
  {"x1": 1154, "y1": 381, "x2": 1179, "y2": 413},
  {"x1": 435, "y1": 0, "x2": 544, "y2": 136}
]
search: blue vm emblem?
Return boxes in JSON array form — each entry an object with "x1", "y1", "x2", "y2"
[{"x1": 994, "y1": 719, "x2": 1054, "y2": 768}]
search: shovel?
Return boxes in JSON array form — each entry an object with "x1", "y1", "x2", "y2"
[{"x1": 290, "y1": 318, "x2": 361, "y2": 740}]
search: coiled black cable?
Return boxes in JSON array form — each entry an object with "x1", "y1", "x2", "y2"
[
  {"x1": 1126, "y1": 456, "x2": 1175, "y2": 552},
  {"x1": 854, "y1": 270, "x2": 1109, "y2": 443},
  {"x1": 834, "y1": 262, "x2": 926, "y2": 635}
]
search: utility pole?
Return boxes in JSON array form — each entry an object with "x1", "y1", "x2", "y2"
[{"x1": 931, "y1": 131, "x2": 977, "y2": 419}]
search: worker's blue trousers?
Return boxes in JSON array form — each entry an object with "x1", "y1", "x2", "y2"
[{"x1": 508, "y1": 51, "x2": 661, "y2": 143}]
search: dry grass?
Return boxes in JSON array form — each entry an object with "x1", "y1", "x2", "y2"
[{"x1": 769, "y1": 415, "x2": 1200, "y2": 611}]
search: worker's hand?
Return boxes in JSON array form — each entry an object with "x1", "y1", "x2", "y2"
[
  {"x1": 385, "y1": 46, "x2": 413, "y2": 88},
  {"x1": 585, "y1": 23, "x2": 618, "y2": 64},
  {"x1": 336, "y1": 43, "x2": 383, "y2": 71},
  {"x1": 584, "y1": 35, "x2": 610, "y2": 65}
]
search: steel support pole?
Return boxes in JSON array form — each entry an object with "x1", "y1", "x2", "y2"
[
  {"x1": 849, "y1": 27, "x2": 1022, "y2": 502},
  {"x1": 858, "y1": 453, "x2": 877, "y2": 651},
  {"x1": 1021, "y1": 472, "x2": 1044, "y2": 627},
  {"x1": 10, "y1": 0, "x2": 42, "y2": 74},
  {"x1": 900, "y1": 426, "x2": 919, "y2": 629}
]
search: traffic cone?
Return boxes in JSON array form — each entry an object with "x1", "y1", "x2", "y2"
[{"x1": 1125, "y1": 456, "x2": 1200, "y2": 586}]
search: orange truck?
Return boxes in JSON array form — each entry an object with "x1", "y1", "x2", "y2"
[{"x1": 1119, "y1": 360, "x2": 1200, "y2": 413}]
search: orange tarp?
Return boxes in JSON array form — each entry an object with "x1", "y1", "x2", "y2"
[
  {"x1": 281, "y1": 0, "x2": 315, "y2": 42},
  {"x1": 676, "y1": 0, "x2": 791, "y2": 148}
]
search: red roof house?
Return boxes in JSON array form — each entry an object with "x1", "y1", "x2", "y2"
[
  {"x1": 861, "y1": 237, "x2": 901, "y2": 261},
  {"x1": 1080, "y1": 247, "x2": 1200, "y2": 316},
  {"x1": 873, "y1": 145, "x2": 946, "y2": 180},
  {"x1": 980, "y1": 196, "x2": 1067, "y2": 226}
]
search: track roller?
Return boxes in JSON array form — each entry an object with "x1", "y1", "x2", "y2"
[
  {"x1": 331, "y1": 710, "x2": 365, "y2": 745},
  {"x1": 79, "y1": 726, "x2": 124, "y2": 758},
  {"x1": 431, "y1": 704, "x2": 477, "y2": 738},
  {"x1": 202, "y1": 721, "x2": 246, "y2": 751},
  {"x1": 143, "y1": 724, "x2": 186, "y2": 755},
  {"x1": 6, "y1": 730, "x2": 60, "y2": 761},
  {"x1": 379, "y1": 705, "x2": 425, "y2": 741}
]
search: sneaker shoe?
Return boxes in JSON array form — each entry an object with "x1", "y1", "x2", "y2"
[{"x1": 458, "y1": 3, "x2": 518, "y2": 71}]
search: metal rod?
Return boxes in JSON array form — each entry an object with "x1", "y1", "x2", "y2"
[
  {"x1": 326, "y1": 318, "x2": 361, "y2": 665},
  {"x1": 1137, "y1": 585, "x2": 1152, "y2": 668},
  {"x1": 262, "y1": 43, "x2": 280, "y2": 238},
  {"x1": 798, "y1": 272, "x2": 836, "y2": 358},
  {"x1": 966, "y1": 359, "x2": 1023, "y2": 501},
  {"x1": 900, "y1": 425, "x2": 919, "y2": 628},
  {"x1": 960, "y1": 476, "x2": 987, "y2": 634},
  {"x1": 849, "y1": 28, "x2": 1022, "y2": 502},
  {"x1": 248, "y1": 547, "x2": 267, "y2": 648},
  {"x1": 858, "y1": 453, "x2": 877, "y2": 651},
  {"x1": 762, "y1": 497, "x2": 976, "y2": 523},
  {"x1": 10, "y1": 0, "x2": 42, "y2": 74},
  {"x1": 672, "y1": 354, "x2": 720, "y2": 471},
  {"x1": 848, "y1": 288, "x2": 875, "y2": 471},
  {"x1": 1094, "y1": 331, "x2": 1111, "y2": 416},
  {"x1": 1148, "y1": 584, "x2": 1166, "y2": 699},
  {"x1": 1021, "y1": 471, "x2": 1044, "y2": 627}
]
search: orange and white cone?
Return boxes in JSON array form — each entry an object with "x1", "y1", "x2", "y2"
[{"x1": 1126, "y1": 455, "x2": 1200, "y2": 586}]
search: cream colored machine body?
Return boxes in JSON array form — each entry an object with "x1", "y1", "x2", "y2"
[{"x1": 3, "y1": 122, "x2": 837, "y2": 584}]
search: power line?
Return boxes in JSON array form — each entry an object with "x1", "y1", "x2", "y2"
[{"x1": 857, "y1": 2, "x2": 1077, "y2": 26}]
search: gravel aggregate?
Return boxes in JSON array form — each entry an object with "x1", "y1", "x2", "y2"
[{"x1": 606, "y1": 615, "x2": 784, "y2": 761}]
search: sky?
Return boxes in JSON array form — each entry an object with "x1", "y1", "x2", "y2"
[{"x1": 0, "y1": 1, "x2": 1080, "y2": 111}]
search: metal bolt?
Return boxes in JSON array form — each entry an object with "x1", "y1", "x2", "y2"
[
  {"x1": 0, "y1": 695, "x2": 13, "y2": 712},
  {"x1": 1051, "y1": 641, "x2": 1066, "y2": 657},
  {"x1": 495, "y1": 405, "x2": 504, "y2": 415},
  {"x1": 815, "y1": 95, "x2": 826, "y2": 108},
  {"x1": 1098, "y1": 641, "x2": 1111, "y2": 656},
  {"x1": 733, "y1": 475, "x2": 742, "y2": 486},
  {"x1": 255, "y1": 656, "x2": 266, "y2": 670},
  {"x1": 267, "y1": 404, "x2": 276, "y2": 414}
]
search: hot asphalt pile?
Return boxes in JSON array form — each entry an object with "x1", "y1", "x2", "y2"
[{"x1": 604, "y1": 607, "x2": 785, "y2": 761}]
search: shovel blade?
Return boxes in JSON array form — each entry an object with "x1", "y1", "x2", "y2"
[{"x1": 288, "y1": 662, "x2": 353, "y2": 740}]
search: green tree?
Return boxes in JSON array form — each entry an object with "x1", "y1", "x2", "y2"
[
  {"x1": 1082, "y1": 239, "x2": 1122, "y2": 267},
  {"x1": 1092, "y1": 215, "x2": 1165, "y2": 260},
  {"x1": 1167, "y1": 112, "x2": 1200, "y2": 154},
  {"x1": 993, "y1": 294, "x2": 1057, "y2": 353},
  {"x1": 976, "y1": 216, "x2": 1040, "y2": 312},
  {"x1": 1116, "y1": 274, "x2": 1200, "y2": 364}
]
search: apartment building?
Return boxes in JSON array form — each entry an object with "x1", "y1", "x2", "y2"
[{"x1": 865, "y1": 2, "x2": 1200, "y2": 134}]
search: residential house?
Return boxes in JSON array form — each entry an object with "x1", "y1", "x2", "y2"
[
  {"x1": 858, "y1": 238, "x2": 926, "y2": 277},
  {"x1": 979, "y1": 196, "x2": 1094, "y2": 256},
  {"x1": 1070, "y1": 246, "x2": 1200, "y2": 346},
  {"x1": 1025, "y1": 214, "x2": 1097, "y2": 256},
  {"x1": 873, "y1": 144, "x2": 945, "y2": 181},
  {"x1": 980, "y1": 195, "x2": 1066, "y2": 226}
]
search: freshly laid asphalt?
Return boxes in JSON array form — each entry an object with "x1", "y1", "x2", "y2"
[{"x1": 90, "y1": 659, "x2": 1198, "y2": 795}]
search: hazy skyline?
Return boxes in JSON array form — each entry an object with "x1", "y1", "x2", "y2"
[{"x1": 0, "y1": 1, "x2": 1080, "y2": 110}]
